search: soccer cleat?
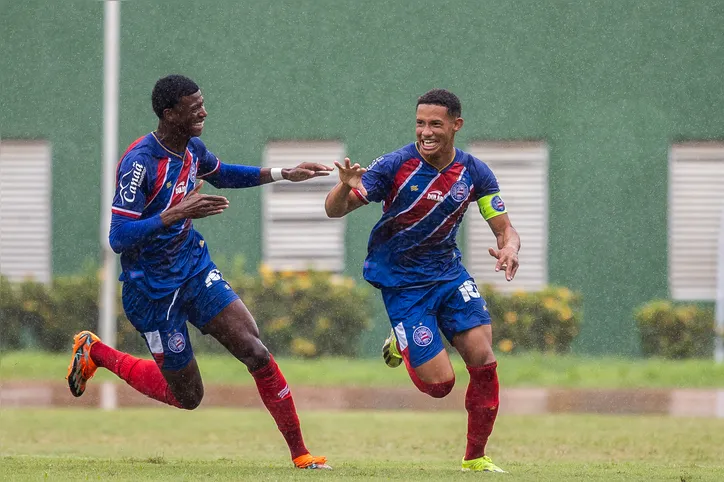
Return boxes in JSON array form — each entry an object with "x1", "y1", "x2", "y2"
[
  {"x1": 66, "y1": 330, "x2": 100, "y2": 397},
  {"x1": 292, "y1": 454, "x2": 332, "y2": 470},
  {"x1": 461, "y1": 455, "x2": 507, "y2": 473},
  {"x1": 382, "y1": 329, "x2": 403, "y2": 368}
]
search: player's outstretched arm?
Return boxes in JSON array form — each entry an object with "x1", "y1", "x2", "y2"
[
  {"x1": 486, "y1": 213, "x2": 521, "y2": 282},
  {"x1": 259, "y1": 162, "x2": 333, "y2": 184},
  {"x1": 325, "y1": 158, "x2": 367, "y2": 218}
]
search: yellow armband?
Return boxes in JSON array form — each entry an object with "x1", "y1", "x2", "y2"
[{"x1": 477, "y1": 193, "x2": 507, "y2": 220}]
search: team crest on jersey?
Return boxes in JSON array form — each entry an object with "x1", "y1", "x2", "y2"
[
  {"x1": 167, "y1": 333, "x2": 186, "y2": 353},
  {"x1": 189, "y1": 161, "x2": 198, "y2": 183},
  {"x1": 119, "y1": 161, "x2": 146, "y2": 204},
  {"x1": 450, "y1": 181, "x2": 470, "y2": 202},
  {"x1": 491, "y1": 195, "x2": 506, "y2": 212},
  {"x1": 412, "y1": 326, "x2": 434, "y2": 347}
]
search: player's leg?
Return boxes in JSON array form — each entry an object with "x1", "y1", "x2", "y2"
[
  {"x1": 380, "y1": 285, "x2": 456, "y2": 398},
  {"x1": 440, "y1": 275, "x2": 505, "y2": 472},
  {"x1": 189, "y1": 265, "x2": 329, "y2": 469},
  {"x1": 66, "y1": 283, "x2": 203, "y2": 410}
]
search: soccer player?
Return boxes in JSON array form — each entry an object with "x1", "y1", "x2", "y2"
[
  {"x1": 66, "y1": 74, "x2": 331, "y2": 470},
  {"x1": 324, "y1": 89, "x2": 520, "y2": 473}
]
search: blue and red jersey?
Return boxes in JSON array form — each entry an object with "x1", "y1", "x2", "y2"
[
  {"x1": 111, "y1": 133, "x2": 221, "y2": 299},
  {"x1": 355, "y1": 143, "x2": 503, "y2": 289}
]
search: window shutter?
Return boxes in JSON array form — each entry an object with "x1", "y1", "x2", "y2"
[
  {"x1": 668, "y1": 144, "x2": 724, "y2": 300},
  {"x1": 0, "y1": 140, "x2": 52, "y2": 283},
  {"x1": 464, "y1": 142, "x2": 548, "y2": 292},
  {"x1": 262, "y1": 141, "x2": 345, "y2": 271}
]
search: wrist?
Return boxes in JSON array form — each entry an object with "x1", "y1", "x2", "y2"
[{"x1": 270, "y1": 168, "x2": 285, "y2": 181}]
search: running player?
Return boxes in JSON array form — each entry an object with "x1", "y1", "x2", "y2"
[
  {"x1": 66, "y1": 74, "x2": 331, "y2": 470},
  {"x1": 324, "y1": 89, "x2": 520, "y2": 472}
]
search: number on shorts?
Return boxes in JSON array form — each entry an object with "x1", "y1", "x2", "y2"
[{"x1": 458, "y1": 280, "x2": 481, "y2": 302}]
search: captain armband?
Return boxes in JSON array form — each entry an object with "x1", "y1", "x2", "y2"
[{"x1": 477, "y1": 193, "x2": 507, "y2": 220}]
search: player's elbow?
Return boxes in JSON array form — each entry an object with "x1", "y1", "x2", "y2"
[
  {"x1": 109, "y1": 238, "x2": 124, "y2": 254},
  {"x1": 324, "y1": 196, "x2": 345, "y2": 218}
]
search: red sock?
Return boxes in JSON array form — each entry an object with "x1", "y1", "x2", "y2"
[
  {"x1": 90, "y1": 342, "x2": 182, "y2": 408},
  {"x1": 464, "y1": 362, "x2": 500, "y2": 460},
  {"x1": 250, "y1": 354, "x2": 308, "y2": 459},
  {"x1": 400, "y1": 347, "x2": 455, "y2": 398}
]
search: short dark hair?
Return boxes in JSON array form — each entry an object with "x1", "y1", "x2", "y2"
[
  {"x1": 416, "y1": 89, "x2": 462, "y2": 118},
  {"x1": 151, "y1": 75, "x2": 200, "y2": 119}
]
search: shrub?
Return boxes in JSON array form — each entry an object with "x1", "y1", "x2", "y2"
[
  {"x1": 481, "y1": 285, "x2": 583, "y2": 354},
  {"x1": 0, "y1": 264, "x2": 373, "y2": 358},
  {"x1": 635, "y1": 299, "x2": 714, "y2": 359}
]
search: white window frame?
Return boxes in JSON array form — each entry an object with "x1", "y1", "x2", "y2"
[
  {"x1": 262, "y1": 141, "x2": 345, "y2": 272},
  {"x1": 463, "y1": 141, "x2": 549, "y2": 292},
  {"x1": 0, "y1": 140, "x2": 52, "y2": 283},
  {"x1": 668, "y1": 143, "x2": 724, "y2": 300}
]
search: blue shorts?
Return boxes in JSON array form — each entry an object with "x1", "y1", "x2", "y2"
[
  {"x1": 381, "y1": 270, "x2": 491, "y2": 368},
  {"x1": 122, "y1": 262, "x2": 239, "y2": 371}
]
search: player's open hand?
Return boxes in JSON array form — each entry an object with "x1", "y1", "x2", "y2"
[
  {"x1": 334, "y1": 158, "x2": 367, "y2": 196},
  {"x1": 168, "y1": 180, "x2": 229, "y2": 221},
  {"x1": 285, "y1": 162, "x2": 334, "y2": 182},
  {"x1": 488, "y1": 246, "x2": 519, "y2": 282}
]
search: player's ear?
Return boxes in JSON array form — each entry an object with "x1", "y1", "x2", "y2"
[{"x1": 453, "y1": 117, "x2": 464, "y2": 132}]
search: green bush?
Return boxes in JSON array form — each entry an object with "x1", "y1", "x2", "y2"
[
  {"x1": 0, "y1": 264, "x2": 373, "y2": 358},
  {"x1": 635, "y1": 299, "x2": 714, "y2": 359},
  {"x1": 481, "y1": 285, "x2": 583, "y2": 354}
]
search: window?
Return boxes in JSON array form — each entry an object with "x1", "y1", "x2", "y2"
[
  {"x1": 668, "y1": 143, "x2": 724, "y2": 300},
  {"x1": 464, "y1": 142, "x2": 548, "y2": 292},
  {"x1": 0, "y1": 140, "x2": 52, "y2": 283},
  {"x1": 262, "y1": 141, "x2": 345, "y2": 271}
]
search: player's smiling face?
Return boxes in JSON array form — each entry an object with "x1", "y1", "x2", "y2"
[
  {"x1": 415, "y1": 104, "x2": 463, "y2": 163},
  {"x1": 169, "y1": 90, "x2": 207, "y2": 137}
]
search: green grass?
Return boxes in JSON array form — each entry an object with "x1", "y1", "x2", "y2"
[
  {"x1": 1, "y1": 409, "x2": 723, "y2": 480},
  {"x1": 3, "y1": 350, "x2": 724, "y2": 388}
]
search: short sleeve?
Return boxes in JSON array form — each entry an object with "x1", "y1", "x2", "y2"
[
  {"x1": 469, "y1": 157, "x2": 501, "y2": 200},
  {"x1": 112, "y1": 153, "x2": 151, "y2": 219},
  {"x1": 193, "y1": 138, "x2": 221, "y2": 178},
  {"x1": 358, "y1": 155, "x2": 396, "y2": 204}
]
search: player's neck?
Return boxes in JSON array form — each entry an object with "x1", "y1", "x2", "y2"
[
  {"x1": 417, "y1": 143, "x2": 456, "y2": 171},
  {"x1": 154, "y1": 125, "x2": 189, "y2": 155}
]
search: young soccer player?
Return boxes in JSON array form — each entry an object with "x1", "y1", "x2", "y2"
[
  {"x1": 66, "y1": 74, "x2": 331, "y2": 470},
  {"x1": 325, "y1": 89, "x2": 520, "y2": 472}
]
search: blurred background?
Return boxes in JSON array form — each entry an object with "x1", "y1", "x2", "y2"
[{"x1": 2, "y1": 0, "x2": 724, "y2": 463}]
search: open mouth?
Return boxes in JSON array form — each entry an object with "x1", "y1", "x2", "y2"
[{"x1": 420, "y1": 139, "x2": 438, "y2": 151}]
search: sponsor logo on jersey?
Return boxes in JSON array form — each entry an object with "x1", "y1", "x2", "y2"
[
  {"x1": 491, "y1": 195, "x2": 506, "y2": 212},
  {"x1": 119, "y1": 161, "x2": 146, "y2": 204},
  {"x1": 412, "y1": 326, "x2": 434, "y2": 347},
  {"x1": 450, "y1": 181, "x2": 470, "y2": 202},
  {"x1": 426, "y1": 190, "x2": 445, "y2": 202},
  {"x1": 167, "y1": 333, "x2": 186, "y2": 353},
  {"x1": 175, "y1": 181, "x2": 187, "y2": 195},
  {"x1": 368, "y1": 156, "x2": 384, "y2": 169},
  {"x1": 205, "y1": 268, "x2": 222, "y2": 287}
]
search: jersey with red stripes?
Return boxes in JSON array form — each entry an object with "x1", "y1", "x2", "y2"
[
  {"x1": 111, "y1": 132, "x2": 221, "y2": 298},
  {"x1": 355, "y1": 143, "x2": 501, "y2": 289}
]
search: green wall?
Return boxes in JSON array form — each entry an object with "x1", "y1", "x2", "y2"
[{"x1": 3, "y1": 0, "x2": 724, "y2": 355}]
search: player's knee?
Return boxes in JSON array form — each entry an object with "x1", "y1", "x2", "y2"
[
  {"x1": 239, "y1": 339, "x2": 270, "y2": 372},
  {"x1": 421, "y1": 377, "x2": 456, "y2": 398},
  {"x1": 172, "y1": 383, "x2": 204, "y2": 410}
]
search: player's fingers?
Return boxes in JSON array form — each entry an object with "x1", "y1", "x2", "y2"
[
  {"x1": 344, "y1": 157, "x2": 352, "y2": 169},
  {"x1": 309, "y1": 163, "x2": 334, "y2": 171},
  {"x1": 310, "y1": 170, "x2": 331, "y2": 176},
  {"x1": 334, "y1": 160, "x2": 344, "y2": 170},
  {"x1": 200, "y1": 194, "x2": 228, "y2": 203},
  {"x1": 509, "y1": 262, "x2": 519, "y2": 281},
  {"x1": 358, "y1": 184, "x2": 368, "y2": 196},
  {"x1": 488, "y1": 247, "x2": 499, "y2": 259}
]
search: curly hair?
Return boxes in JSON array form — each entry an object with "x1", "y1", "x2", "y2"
[
  {"x1": 416, "y1": 89, "x2": 462, "y2": 118},
  {"x1": 151, "y1": 75, "x2": 200, "y2": 119}
]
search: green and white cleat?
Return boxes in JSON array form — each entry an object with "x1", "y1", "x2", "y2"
[
  {"x1": 461, "y1": 456, "x2": 507, "y2": 473},
  {"x1": 382, "y1": 329, "x2": 403, "y2": 368}
]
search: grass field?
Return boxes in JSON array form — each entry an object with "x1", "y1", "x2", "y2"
[
  {"x1": 3, "y1": 350, "x2": 724, "y2": 388},
  {"x1": 1, "y1": 408, "x2": 723, "y2": 481}
]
